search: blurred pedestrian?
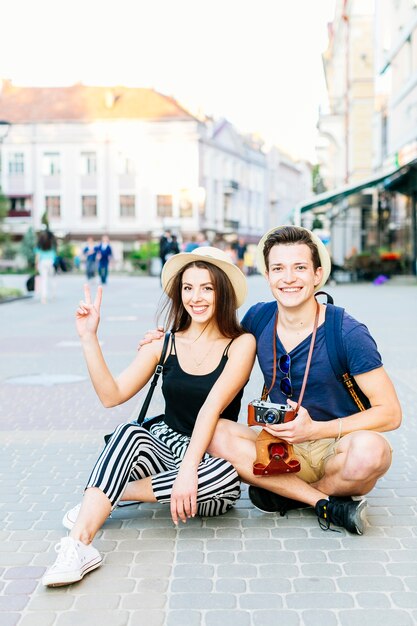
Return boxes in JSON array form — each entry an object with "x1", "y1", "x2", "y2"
[
  {"x1": 235, "y1": 237, "x2": 247, "y2": 272},
  {"x1": 95, "y1": 235, "x2": 113, "y2": 285},
  {"x1": 224, "y1": 244, "x2": 237, "y2": 264},
  {"x1": 196, "y1": 232, "x2": 209, "y2": 246},
  {"x1": 159, "y1": 229, "x2": 172, "y2": 267},
  {"x1": 73, "y1": 247, "x2": 81, "y2": 272},
  {"x1": 83, "y1": 237, "x2": 97, "y2": 281},
  {"x1": 35, "y1": 229, "x2": 56, "y2": 304},
  {"x1": 183, "y1": 235, "x2": 199, "y2": 252},
  {"x1": 167, "y1": 234, "x2": 180, "y2": 258}
]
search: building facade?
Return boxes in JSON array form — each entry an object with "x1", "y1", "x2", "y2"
[
  {"x1": 301, "y1": 0, "x2": 417, "y2": 276},
  {"x1": 267, "y1": 147, "x2": 312, "y2": 228},
  {"x1": 315, "y1": 0, "x2": 376, "y2": 265},
  {"x1": 0, "y1": 81, "x2": 310, "y2": 266},
  {"x1": 373, "y1": 0, "x2": 417, "y2": 274}
]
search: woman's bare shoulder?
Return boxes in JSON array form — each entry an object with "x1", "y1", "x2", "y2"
[
  {"x1": 231, "y1": 332, "x2": 256, "y2": 351},
  {"x1": 137, "y1": 335, "x2": 168, "y2": 361}
]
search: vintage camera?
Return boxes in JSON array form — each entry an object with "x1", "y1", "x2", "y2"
[{"x1": 248, "y1": 400, "x2": 291, "y2": 426}]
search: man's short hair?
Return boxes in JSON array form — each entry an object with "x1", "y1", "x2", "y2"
[{"x1": 262, "y1": 226, "x2": 321, "y2": 271}]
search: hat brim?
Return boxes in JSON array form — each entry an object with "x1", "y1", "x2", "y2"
[
  {"x1": 256, "y1": 226, "x2": 331, "y2": 291},
  {"x1": 161, "y1": 248, "x2": 248, "y2": 308}
]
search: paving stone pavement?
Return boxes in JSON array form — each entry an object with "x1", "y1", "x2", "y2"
[{"x1": 1, "y1": 272, "x2": 417, "y2": 626}]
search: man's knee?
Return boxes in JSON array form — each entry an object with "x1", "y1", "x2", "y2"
[
  {"x1": 341, "y1": 431, "x2": 392, "y2": 482},
  {"x1": 208, "y1": 420, "x2": 234, "y2": 459}
]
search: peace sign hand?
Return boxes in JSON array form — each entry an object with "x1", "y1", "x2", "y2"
[{"x1": 75, "y1": 284, "x2": 103, "y2": 339}]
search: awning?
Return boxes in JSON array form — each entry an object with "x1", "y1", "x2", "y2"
[{"x1": 294, "y1": 162, "x2": 416, "y2": 221}]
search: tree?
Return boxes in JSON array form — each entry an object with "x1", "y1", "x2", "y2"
[
  {"x1": 20, "y1": 226, "x2": 37, "y2": 270},
  {"x1": 41, "y1": 211, "x2": 50, "y2": 229},
  {"x1": 0, "y1": 187, "x2": 10, "y2": 248},
  {"x1": 312, "y1": 164, "x2": 327, "y2": 195}
]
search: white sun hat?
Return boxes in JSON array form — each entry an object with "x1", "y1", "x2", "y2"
[
  {"x1": 256, "y1": 225, "x2": 331, "y2": 291},
  {"x1": 161, "y1": 246, "x2": 248, "y2": 308}
]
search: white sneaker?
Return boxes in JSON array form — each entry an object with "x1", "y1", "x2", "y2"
[
  {"x1": 42, "y1": 536, "x2": 102, "y2": 587},
  {"x1": 62, "y1": 503, "x2": 113, "y2": 530},
  {"x1": 62, "y1": 503, "x2": 82, "y2": 530}
]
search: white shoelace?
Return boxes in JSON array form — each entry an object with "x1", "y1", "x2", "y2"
[{"x1": 52, "y1": 539, "x2": 79, "y2": 568}]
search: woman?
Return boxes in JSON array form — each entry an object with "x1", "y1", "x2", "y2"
[
  {"x1": 35, "y1": 230, "x2": 56, "y2": 304},
  {"x1": 42, "y1": 247, "x2": 256, "y2": 587}
]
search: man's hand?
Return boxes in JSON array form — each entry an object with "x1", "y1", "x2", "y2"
[
  {"x1": 262, "y1": 399, "x2": 317, "y2": 444},
  {"x1": 137, "y1": 326, "x2": 165, "y2": 350}
]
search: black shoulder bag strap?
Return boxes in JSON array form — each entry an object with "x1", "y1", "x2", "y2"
[{"x1": 135, "y1": 331, "x2": 171, "y2": 425}]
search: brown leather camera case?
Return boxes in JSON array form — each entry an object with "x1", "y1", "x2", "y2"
[{"x1": 252, "y1": 412, "x2": 301, "y2": 475}]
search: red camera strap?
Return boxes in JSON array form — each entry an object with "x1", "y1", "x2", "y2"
[{"x1": 261, "y1": 301, "x2": 320, "y2": 413}]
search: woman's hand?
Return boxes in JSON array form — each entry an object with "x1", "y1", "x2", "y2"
[
  {"x1": 76, "y1": 284, "x2": 102, "y2": 339},
  {"x1": 263, "y1": 399, "x2": 316, "y2": 444},
  {"x1": 170, "y1": 466, "x2": 198, "y2": 525}
]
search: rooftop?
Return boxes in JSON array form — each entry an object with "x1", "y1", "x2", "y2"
[{"x1": 0, "y1": 80, "x2": 197, "y2": 123}]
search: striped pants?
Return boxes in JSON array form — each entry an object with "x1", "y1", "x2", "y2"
[{"x1": 86, "y1": 421, "x2": 241, "y2": 517}]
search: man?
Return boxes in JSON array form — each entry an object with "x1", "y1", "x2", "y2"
[
  {"x1": 95, "y1": 235, "x2": 113, "y2": 285},
  {"x1": 159, "y1": 230, "x2": 172, "y2": 267},
  {"x1": 140, "y1": 226, "x2": 402, "y2": 534},
  {"x1": 208, "y1": 225, "x2": 401, "y2": 534},
  {"x1": 83, "y1": 237, "x2": 97, "y2": 280},
  {"x1": 235, "y1": 236, "x2": 247, "y2": 272}
]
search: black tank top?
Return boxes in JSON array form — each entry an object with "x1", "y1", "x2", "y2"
[{"x1": 162, "y1": 334, "x2": 244, "y2": 436}]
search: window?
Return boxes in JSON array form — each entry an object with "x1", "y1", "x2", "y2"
[
  {"x1": 120, "y1": 194, "x2": 136, "y2": 218},
  {"x1": 80, "y1": 152, "x2": 97, "y2": 175},
  {"x1": 9, "y1": 153, "x2": 24, "y2": 175},
  {"x1": 10, "y1": 198, "x2": 24, "y2": 211},
  {"x1": 179, "y1": 189, "x2": 193, "y2": 218},
  {"x1": 118, "y1": 154, "x2": 135, "y2": 175},
  {"x1": 45, "y1": 195, "x2": 61, "y2": 218},
  {"x1": 157, "y1": 194, "x2": 173, "y2": 218},
  {"x1": 82, "y1": 195, "x2": 97, "y2": 217},
  {"x1": 43, "y1": 153, "x2": 61, "y2": 176},
  {"x1": 198, "y1": 185, "x2": 206, "y2": 217}
]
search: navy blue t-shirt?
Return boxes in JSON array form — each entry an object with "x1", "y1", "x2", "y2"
[
  {"x1": 95, "y1": 244, "x2": 112, "y2": 268},
  {"x1": 242, "y1": 302, "x2": 382, "y2": 421}
]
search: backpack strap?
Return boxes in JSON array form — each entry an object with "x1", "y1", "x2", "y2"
[
  {"x1": 243, "y1": 301, "x2": 277, "y2": 401},
  {"x1": 323, "y1": 304, "x2": 348, "y2": 377},
  {"x1": 315, "y1": 290, "x2": 334, "y2": 305},
  {"x1": 247, "y1": 301, "x2": 277, "y2": 336},
  {"x1": 247, "y1": 297, "x2": 370, "y2": 412},
  {"x1": 324, "y1": 305, "x2": 370, "y2": 412}
]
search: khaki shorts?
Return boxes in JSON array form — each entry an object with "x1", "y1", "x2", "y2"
[
  {"x1": 293, "y1": 432, "x2": 392, "y2": 483},
  {"x1": 293, "y1": 438, "x2": 339, "y2": 483}
]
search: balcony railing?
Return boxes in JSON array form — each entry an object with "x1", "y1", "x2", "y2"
[
  {"x1": 223, "y1": 180, "x2": 239, "y2": 194},
  {"x1": 224, "y1": 219, "x2": 240, "y2": 230},
  {"x1": 8, "y1": 209, "x2": 32, "y2": 218}
]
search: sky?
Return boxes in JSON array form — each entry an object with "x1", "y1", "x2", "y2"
[{"x1": 0, "y1": 0, "x2": 335, "y2": 161}]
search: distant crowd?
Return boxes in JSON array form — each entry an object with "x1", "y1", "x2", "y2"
[
  {"x1": 31, "y1": 227, "x2": 257, "y2": 304},
  {"x1": 159, "y1": 230, "x2": 257, "y2": 275}
]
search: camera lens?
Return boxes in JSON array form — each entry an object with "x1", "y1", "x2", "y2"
[{"x1": 263, "y1": 409, "x2": 280, "y2": 424}]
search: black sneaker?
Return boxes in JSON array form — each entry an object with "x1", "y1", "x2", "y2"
[
  {"x1": 315, "y1": 497, "x2": 367, "y2": 535},
  {"x1": 248, "y1": 486, "x2": 308, "y2": 517}
]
